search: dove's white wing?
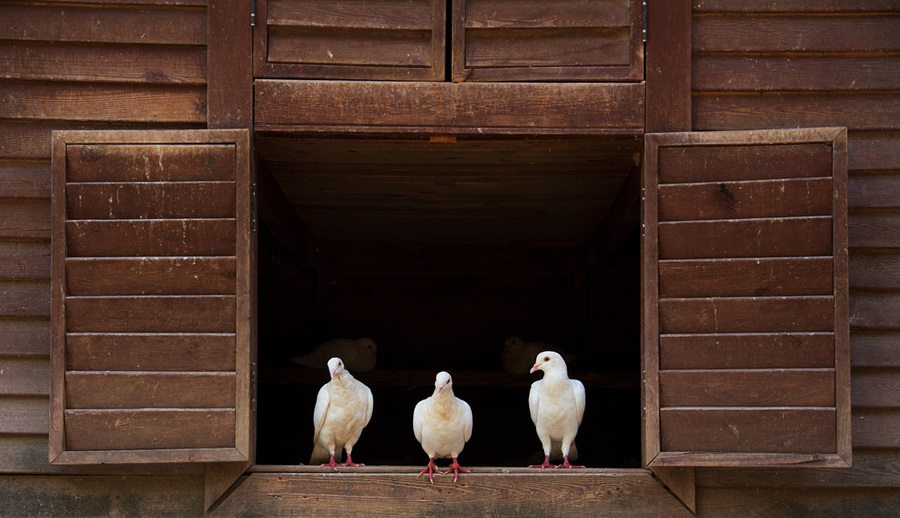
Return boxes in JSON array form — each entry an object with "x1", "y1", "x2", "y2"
[
  {"x1": 312, "y1": 384, "x2": 330, "y2": 445},
  {"x1": 412, "y1": 399, "x2": 425, "y2": 444},
  {"x1": 528, "y1": 380, "x2": 541, "y2": 424},
  {"x1": 461, "y1": 400, "x2": 473, "y2": 442},
  {"x1": 573, "y1": 379, "x2": 586, "y2": 426},
  {"x1": 364, "y1": 385, "x2": 374, "y2": 427}
]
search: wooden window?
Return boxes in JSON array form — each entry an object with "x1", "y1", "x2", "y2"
[
  {"x1": 642, "y1": 127, "x2": 851, "y2": 468},
  {"x1": 253, "y1": 0, "x2": 446, "y2": 80},
  {"x1": 451, "y1": 0, "x2": 644, "y2": 82},
  {"x1": 50, "y1": 130, "x2": 255, "y2": 465}
]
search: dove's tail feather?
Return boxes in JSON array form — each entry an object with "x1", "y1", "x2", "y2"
[{"x1": 310, "y1": 442, "x2": 331, "y2": 465}]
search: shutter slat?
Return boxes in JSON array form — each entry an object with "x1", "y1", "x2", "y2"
[
  {"x1": 659, "y1": 369, "x2": 835, "y2": 407},
  {"x1": 66, "y1": 333, "x2": 236, "y2": 372},
  {"x1": 66, "y1": 257, "x2": 237, "y2": 296},
  {"x1": 659, "y1": 296, "x2": 835, "y2": 334},
  {"x1": 66, "y1": 219, "x2": 236, "y2": 257},
  {"x1": 64, "y1": 409, "x2": 236, "y2": 450},
  {"x1": 66, "y1": 296, "x2": 236, "y2": 333},
  {"x1": 659, "y1": 257, "x2": 833, "y2": 298},
  {"x1": 66, "y1": 144, "x2": 236, "y2": 183},
  {"x1": 659, "y1": 217, "x2": 833, "y2": 259},
  {"x1": 659, "y1": 333, "x2": 834, "y2": 370},
  {"x1": 66, "y1": 182, "x2": 236, "y2": 220},
  {"x1": 65, "y1": 372, "x2": 236, "y2": 409}
]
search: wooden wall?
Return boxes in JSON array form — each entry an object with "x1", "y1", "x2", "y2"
[
  {"x1": 690, "y1": 1, "x2": 900, "y2": 513},
  {"x1": 0, "y1": 0, "x2": 207, "y2": 475}
]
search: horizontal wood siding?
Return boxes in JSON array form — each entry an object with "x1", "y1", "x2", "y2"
[
  {"x1": 256, "y1": 0, "x2": 445, "y2": 80},
  {"x1": 452, "y1": 0, "x2": 643, "y2": 81},
  {"x1": 691, "y1": 0, "x2": 900, "y2": 495}
]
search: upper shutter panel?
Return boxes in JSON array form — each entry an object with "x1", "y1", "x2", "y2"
[
  {"x1": 255, "y1": 0, "x2": 446, "y2": 81},
  {"x1": 50, "y1": 130, "x2": 254, "y2": 464},
  {"x1": 452, "y1": 0, "x2": 644, "y2": 81},
  {"x1": 642, "y1": 128, "x2": 850, "y2": 468}
]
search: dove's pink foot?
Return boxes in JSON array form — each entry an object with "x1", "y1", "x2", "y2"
[
  {"x1": 558, "y1": 455, "x2": 585, "y2": 469},
  {"x1": 320, "y1": 454, "x2": 340, "y2": 470},
  {"x1": 338, "y1": 453, "x2": 364, "y2": 467},
  {"x1": 443, "y1": 458, "x2": 470, "y2": 483},
  {"x1": 529, "y1": 455, "x2": 554, "y2": 469},
  {"x1": 418, "y1": 458, "x2": 441, "y2": 483}
]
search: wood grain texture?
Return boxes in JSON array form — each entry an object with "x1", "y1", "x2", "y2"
[
  {"x1": 208, "y1": 0, "x2": 252, "y2": 129},
  {"x1": 65, "y1": 219, "x2": 236, "y2": 257},
  {"x1": 0, "y1": 199, "x2": 50, "y2": 239},
  {"x1": 0, "y1": 240, "x2": 50, "y2": 280},
  {"x1": 0, "y1": 160, "x2": 50, "y2": 199},
  {"x1": 852, "y1": 408, "x2": 900, "y2": 448},
  {"x1": 65, "y1": 372, "x2": 236, "y2": 409},
  {"x1": 659, "y1": 257, "x2": 833, "y2": 298},
  {"x1": 0, "y1": 280, "x2": 50, "y2": 318},
  {"x1": 850, "y1": 174, "x2": 900, "y2": 209},
  {"x1": 852, "y1": 369, "x2": 900, "y2": 409},
  {"x1": 645, "y1": 0, "x2": 691, "y2": 131},
  {"x1": 0, "y1": 358, "x2": 49, "y2": 396},
  {"x1": 66, "y1": 182, "x2": 235, "y2": 219},
  {"x1": 849, "y1": 213, "x2": 900, "y2": 249},
  {"x1": 658, "y1": 143, "x2": 833, "y2": 184},
  {"x1": 66, "y1": 257, "x2": 237, "y2": 296},
  {"x1": 851, "y1": 331, "x2": 900, "y2": 368},
  {"x1": 849, "y1": 290, "x2": 900, "y2": 330},
  {"x1": 0, "y1": 319, "x2": 50, "y2": 356},
  {"x1": 0, "y1": 396, "x2": 49, "y2": 434},
  {"x1": 66, "y1": 333, "x2": 236, "y2": 372},
  {"x1": 213, "y1": 470, "x2": 692, "y2": 517},
  {"x1": 660, "y1": 333, "x2": 835, "y2": 370},
  {"x1": 65, "y1": 409, "x2": 236, "y2": 450},
  {"x1": 660, "y1": 369, "x2": 835, "y2": 407},
  {"x1": 65, "y1": 143, "x2": 236, "y2": 182},
  {"x1": 65, "y1": 296, "x2": 236, "y2": 333},
  {"x1": 659, "y1": 296, "x2": 835, "y2": 334},
  {"x1": 850, "y1": 250, "x2": 900, "y2": 289}
]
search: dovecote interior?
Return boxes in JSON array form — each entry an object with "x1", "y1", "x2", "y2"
[{"x1": 254, "y1": 136, "x2": 643, "y2": 467}]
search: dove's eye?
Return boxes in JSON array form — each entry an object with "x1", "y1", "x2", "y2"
[{"x1": 544, "y1": 356, "x2": 550, "y2": 362}]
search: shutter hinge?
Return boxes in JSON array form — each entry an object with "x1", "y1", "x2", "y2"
[
  {"x1": 642, "y1": 0, "x2": 648, "y2": 42},
  {"x1": 250, "y1": 0, "x2": 256, "y2": 26},
  {"x1": 641, "y1": 188, "x2": 646, "y2": 236},
  {"x1": 250, "y1": 183, "x2": 258, "y2": 232},
  {"x1": 250, "y1": 362, "x2": 258, "y2": 413}
]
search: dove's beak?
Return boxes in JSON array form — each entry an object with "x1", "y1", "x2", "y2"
[{"x1": 530, "y1": 364, "x2": 540, "y2": 374}]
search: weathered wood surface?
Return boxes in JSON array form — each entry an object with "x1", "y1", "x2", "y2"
[{"x1": 213, "y1": 470, "x2": 692, "y2": 517}]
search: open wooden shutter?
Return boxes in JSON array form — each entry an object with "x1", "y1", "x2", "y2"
[
  {"x1": 50, "y1": 130, "x2": 255, "y2": 465},
  {"x1": 642, "y1": 128, "x2": 850, "y2": 468},
  {"x1": 451, "y1": 0, "x2": 644, "y2": 81}
]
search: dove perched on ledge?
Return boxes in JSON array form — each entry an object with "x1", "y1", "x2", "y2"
[
  {"x1": 528, "y1": 351, "x2": 586, "y2": 469},
  {"x1": 413, "y1": 371, "x2": 473, "y2": 483},
  {"x1": 291, "y1": 337, "x2": 377, "y2": 373},
  {"x1": 310, "y1": 357, "x2": 374, "y2": 469}
]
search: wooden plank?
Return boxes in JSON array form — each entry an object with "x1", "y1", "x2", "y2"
[
  {"x1": 0, "y1": 41, "x2": 206, "y2": 84},
  {"x1": 0, "y1": 280, "x2": 50, "y2": 318},
  {"x1": 849, "y1": 213, "x2": 900, "y2": 249},
  {"x1": 851, "y1": 369, "x2": 900, "y2": 409},
  {"x1": 852, "y1": 409, "x2": 900, "y2": 448},
  {"x1": 268, "y1": 27, "x2": 433, "y2": 67},
  {"x1": 268, "y1": 0, "x2": 434, "y2": 30},
  {"x1": 66, "y1": 333, "x2": 236, "y2": 372},
  {"x1": 660, "y1": 333, "x2": 835, "y2": 370},
  {"x1": 0, "y1": 199, "x2": 50, "y2": 239},
  {"x1": 659, "y1": 178, "x2": 834, "y2": 221},
  {"x1": 659, "y1": 257, "x2": 833, "y2": 298},
  {"x1": 66, "y1": 144, "x2": 236, "y2": 182},
  {"x1": 848, "y1": 133, "x2": 900, "y2": 171},
  {"x1": 255, "y1": 80, "x2": 645, "y2": 133},
  {"x1": 213, "y1": 470, "x2": 693, "y2": 517},
  {"x1": 693, "y1": 0, "x2": 900, "y2": 12},
  {"x1": 658, "y1": 217, "x2": 833, "y2": 259},
  {"x1": 65, "y1": 409, "x2": 236, "y2": 451},
  {"x1": 658, "y1": 143, "x2": 833, "y2": 184},
  {"x1": 692, "y1": 93, "x2": 900, "y2": 132},
  {"x1": 693, "y1": 55, "x2": 900, "y2": 92},
  {"x1": 65, "y1": 219, "x2": 236, "y2": 257},
  {"x1": 0, "y1": 396, "x2": 48, "y2": 434},
  {"x1": 849, "y1": 290, "x2": 900, "y2": 330},
  {"x1": 65, "y1": 372, "x2": 236, "y2": 409},
  {"x1": 850, "y1": 250, "x2": 900, "y2": 289},
  {"x1": 0, "y1": 319, "x2": 50, "y2": 356},
  {"x1": 0, "y1": 82, "x2": 206, "y2": 124},
  {"x1": 208, "y1": 0, "x2": 253, "y2": 129},
  {"x1": 464, "y1": 0, "x2": 632, "y2": 28},
  {"x1": 66, "y1": 257, "x2": 237, "y2": 296},
  {"x1": 660, "y1": 408, "x2": 837, "y2": 453},
  {"x1": 659, "y1": 296, "x2": 835, "y2": 334},
  {"x1": 0, "y1": 357, "x2": 49, "y2": 396},
  {"x1": 465, "y1": 28, "x2": 632, "y2": 67},
  {"x1": 66, "y1": 182, "x2": 235, "y2": 220},
  {"x1": 0, "y1": 240, "x2": 50, "y2": 280},
  {"x1": 0, "y1": 3, "x2": 206, "y2": 45},
  {"x1": 659, "y1": 369, "x2": 835, "y2": 407},
  {"x1": 695, "y1": 487, "x2": 900, "y2": 517},
  {"x1": 693, "y1": 15, "x2": 900, "y2": 53},
  {"x1": 645, "y1": 0, "x2": 691, "y2": 131},
  {"x1": 66, "y1": 296, "x2": 236, "y2": 333},
  {"x1": 850, "y1": 173, "x2": 900, "y2": 210},
  {"x1": 0, "y1": 160, "x2": 50, "y2": 199},
  {"x1": 851, "y1": 331, "x2": 900, "y2": 368}
]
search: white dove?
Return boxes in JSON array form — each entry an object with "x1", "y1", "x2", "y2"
[
  {"x1": 291, "y1": 337, "x2": 377, "y2": 373},
  {"x1": 413, "y1": 371, "x2": 473, "y2": 483},
  {"x1": 528, "y1": 351, "x2": 586, "y2": 469},
  {"x1": 310, "y1": 357, "x2": 374, "y2": 469}
]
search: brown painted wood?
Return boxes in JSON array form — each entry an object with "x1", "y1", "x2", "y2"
[
  {"x1": 660, "y1": 408, "x2": 837, "y2": 454},
  {"x1": 658, "y1": 143, "x2": 833, "y2": 184},
  {"x1": 852, "y1": 369, "x2": 900, "y2": 409},
  {"x1": 0, "y1": 160, "x2": 50, "y2": 199},
  {"x1": 255, "y1": 80, "x2": 645, "y2": 134},
  {"x1": 66, "y1": 182, "x2": 236, "y2": 219},
  {"x1": 660, "y1": 257, "x2": 833, "y2": 298},
  {"x1": 66, "y1": 295, "x2": 237, "y2": 333},
  {"x1": 660, "y1": 333, "x2": 835, "y2": 370},
  {"x1": 659, "y1": 217, "x2": 834, "y2": 260},
  {"x1": 66, "y1": 257, "x2": 237, "y2": 296},
  {"x1": 0, "y1": 200, "x2": 50, "y2": 239},
  {"x1": 852, "y1": 409, "x2": 900, "y2": 449},
  {"x1": 659, "y1": 178, "x2": 834, "y2": 221},
  {"x1": 651, "y1": 466, "x2": 696, "y2": 512},
  {"x1": 660, "y1": 369, "x2": 835, "y2": 407},
  {"x1": 850, "y1": 174, "x2": 900, "y2": 209},
  {"x1": 65, "y1": 219, "x2": 236, "y2": 257},
  {"x1": 848, "y1": 133, "x2": 900, "y2": 171},
  {"x1": 0, "y1": 358, "x2": 49, "y2": 396},
  {"x1": 849, "y1": 213, "x2": 900, "y2": 249},
  {"x1": 0, "y1": 240, "x2": 50, "y2": 280},
  {"x1": 659, "y1": 296, "x2": 835, "y2": 334},
  {"x1": 66, "y1": 333, "x2": 236, "y2": 372},
  {"x1": 66, "y1": 372, "x2": 236, "y2": 409},
  {"x1": 0, "y1": 280, "x2": 50, "y2": 318},
  {"x1": 65, "y1": 409, "x2": 236, "y2": 450},
  {"x1": 694, "y1": 0, "x2": 900, "y2": 12},
  {"x1": 208, "y1": 0, "x2": 253, "y2": 129},
  {"x1": 65, "y1": 143, "x2": 236, "y2": 182},
  {"x1": 849, "y1": 291, "x2": 900, "y2": 330},
  {"x1": 645, "y1": 0, "x2": 691, "y2": 131},
  {"x1": 851, "y1": 331, "x2": 900, "y2": 368},
  {"x1": 0, "y1": 320, "x2": 50, "y2": 356},
  {"x1": 850, "y1": 250, "x2": 900, "y2": 289},
  {"x1": 0, "y1": 396, "x2": 49, "y2": 434},
  {"x1": 213, "y1": 470, "x2": 693, "y2": 517}
]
